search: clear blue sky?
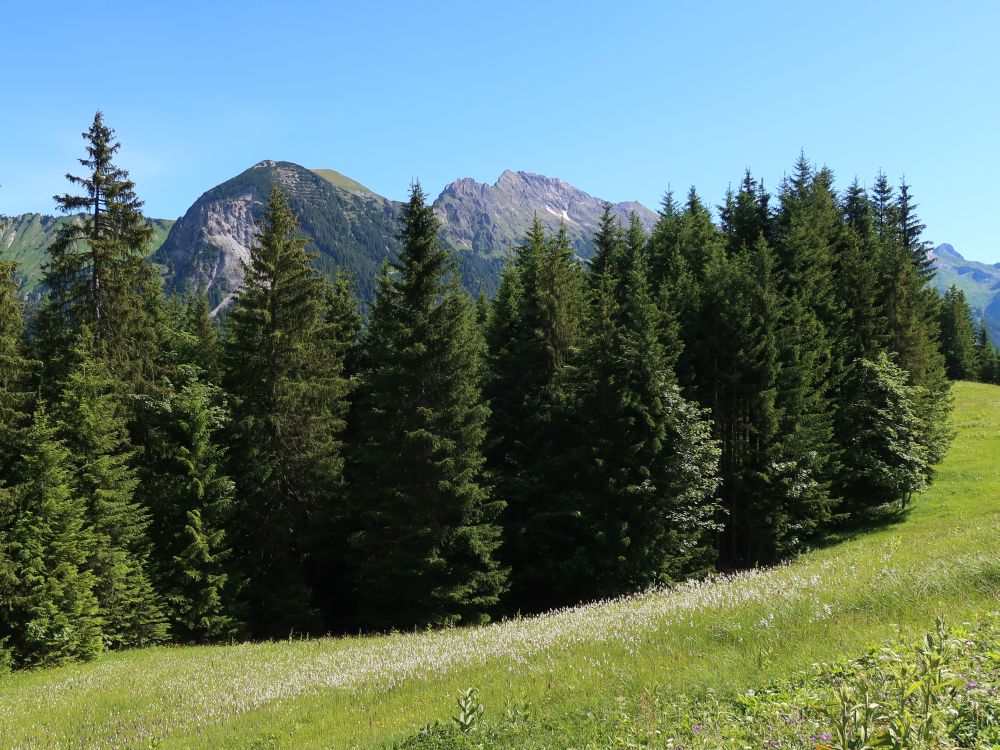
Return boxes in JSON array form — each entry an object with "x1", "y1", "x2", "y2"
[{"x1": 2, "y1": 0, "x2": 998, "y2": 261}]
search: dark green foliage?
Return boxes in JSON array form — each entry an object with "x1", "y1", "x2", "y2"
[
  {"x1": 0, "y1": 411, "x2": 103, "y2": 667},
  {"x1": 183, "y1": 295, "x2": 221, "y2": 381},
  {"x1": 484, "y1": 218, "x2": 587, "y2": 612},
  {"x1": 938, "y1": 286, "x2": 978, "y2": 380},
  {"x1": 647, "y1": 189, "x2": 724, "y2": 389},
  {"x1": 136, "y1": 369, "x2": 240, "y2": 643},
  {"x1": 56, "y1": 335, "x2": 167, "y2": 648},
  {"x1": 222, "y1": 187, "x2": 353, "y2": 637},
  {"x1": 559, "y1": 214, "x2": 720, "y2": 598},
  {"x1": 837, "y1": 353, "x2": 930, "y2": 511},
  {"x1": 897, "y1": 180, "x2": 935, "y2": 280},
  {"x1": 348, "y1": 182, "x2": 506, "y2": 630},
  {"x1": 38, "y1": 112, "x2": 161, "y2": 391},
  {"x1": 770, "y1": 160, "x2": 839, "y2": 544},
  {"x1": 836, "y1": 181, "x2": 886, "y2": 360},
  {"x1": 696, "y1": 240, "x2": 784, "y2": 564},
  {"x1": 974, "y1": 323, "x2": 1000, "y2": 384},
  {"x1": 0, "y1": 262, "x2": 32, "y2": 476}
]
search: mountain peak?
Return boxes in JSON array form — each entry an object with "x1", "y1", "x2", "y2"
[{"x1": 433, "y1": 170, "x2": 657, "y2": 262}]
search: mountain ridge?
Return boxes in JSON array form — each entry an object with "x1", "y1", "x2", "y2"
[{"x1": 930, "y1": 243, "x2": 1000, "y2": 344}]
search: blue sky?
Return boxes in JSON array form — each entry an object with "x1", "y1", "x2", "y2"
[{"x1": 2, "y1": 0, "x2": 998, "y2": 261}]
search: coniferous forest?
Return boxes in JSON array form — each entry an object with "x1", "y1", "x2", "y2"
[{"x1": 2, "y1": 112, "x2": 998, "y2": 670}]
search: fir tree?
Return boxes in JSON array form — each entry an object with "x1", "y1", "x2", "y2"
[
  {"x1": 698, "y1": 239, "x2": 786, "y2": 564},
  {"x1": 0, "y1": 262, "x2": 32, "y2": 477},
  {"x1": 897, "y1": 180, "x2": 935, "y2": 280},
  {"x1": 36, "y1": 111, "x2": 161, "y2": 391},
  {"x1": 0, "y1": 411, "x2": 103, "y2": 667},
  {"x1": 563, "y1": 215, "x2": 719, "y2": 599},
  {"x1": 484, "y1": 218, "x2": 586, "y2": 612},
  {"x1": 222, "y1": 187, "x2": 352, "y2": 637},
  {"x1": 973, "y1": 323, "x2": 1000, "y2": 384},
  {"x1": 938, "y1": 285, "x2": 978, "y2": 380},
  {"x1": 184, "y1": 295, "x2": 221, "y2": 382},
  {"x1": 837, "y1": 352, "x2": 930, "y2": 512},
  {"x1": 136, "y1": 369, "x2": 239, "y2": 642},
  {"x1": 56, "y1": 334, "x2": 166, "y2": 648},
  {"x1": 348, "y1": 182, "x2": 506, "y2": 631}
]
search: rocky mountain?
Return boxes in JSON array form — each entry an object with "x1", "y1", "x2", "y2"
[
  {"x1": 930, "y1": 243, "x2": 1000, "y2": 344},
  {"x1": 156, "y1": 163, "x2": 660, "y2": 309},
  {"x1": 434, "y1": 170, "x2": 659, "y2": 263},
  {"x1": 0, "y1": 213, "x2": 173, "y2": 294},
  {"x1": 155, "y1": 160, "x2": 402, "y2": 312}
]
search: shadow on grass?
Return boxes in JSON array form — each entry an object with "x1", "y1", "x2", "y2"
[{"x1": 813, "y1": 502, "x2": 913, "y2": 550}]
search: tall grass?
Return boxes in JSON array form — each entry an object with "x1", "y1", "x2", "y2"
[{"x1": 1, "y1": 381, "x2": 997, "y2": 750}]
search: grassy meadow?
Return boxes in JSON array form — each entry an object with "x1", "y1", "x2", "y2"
[{"x1": 1, "y1": 381, "x2": 998, "y2": 749}]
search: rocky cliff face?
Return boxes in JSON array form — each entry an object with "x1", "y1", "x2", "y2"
[
  {"x1": 155, "y1": 163, "x2": 661, "y2": 308},
  {"x1": 434, "y1": 170, "x2": 659, "y2": 261},
  {"x1": 155, "y1": 160, "x2": 402, "y2": 310}
]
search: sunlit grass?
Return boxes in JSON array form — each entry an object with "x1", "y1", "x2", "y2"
[{"x1": 1, "y1": 381, "x2": 998, "y2": 750}]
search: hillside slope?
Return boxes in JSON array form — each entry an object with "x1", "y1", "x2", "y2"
[
  {"x1": 0, "y1": 213, "x2": 173, "y2": 294},
  {"x1": 1, "y1": 381, "x2": 997, "y2": 749},
  {"x1": 931, "y1": 242, "x2": 1000, "y2": 343}
]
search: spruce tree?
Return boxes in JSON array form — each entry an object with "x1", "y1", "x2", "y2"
[
  {"x1": 974, "y1": 323, "x2": 1000, "y2": 384},
  {"x1": 562, "y1": 214, "x2": 719, "y2": 599},
  {"x1": 184, "y1": 295, "x2": 221, "y2": 382},
  {"x1": 56, "y1": 334, "x2": 166, "y2": 648},
  {"x1": 484, "y1": 218, "x2": 586, "y2": 612},
  {"x1": 837, "y1": 179, "x2": 886, "y2": 360},
  {"x1": 36, "y1": 111, "x2": 160, "y2": 392},
  {"x1": 348, "y1": 182, "x2": 505, "y2": 630},
  {"x1": 837, "y1": 352, "x2": 929, "y2": 511},
  {"x1": 0, "y1": 262, "x2": 32, "y2": 478},
  {"x1": 0, "y1": 411, "x2": 103, "y2": 667},
  {"x1": 222, "y1": 187, "x2": 352, "y2": 637},
  {"x1": 938, "y1": 285, "x2": 978, "y2": 380},
  {"x1": 698, "y1": 239, "x2": 786, "y2": 564},
  {"x1": 137, "y1": 369, "x2": 239, "y2": 643},
  {"x1": 897, "y1": 180, "x2": 935, "y2": 280}
]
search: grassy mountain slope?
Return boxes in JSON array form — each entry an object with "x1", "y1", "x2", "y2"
[
  {"x1": 0, "y1": 213, "x2": 173, "y2": 292},
  {"x1": 312, "y1": 168, "x2": 375, "y2": 195},
  {"x1": 1, "y1": 381, "x2": 997, "y2": 749}
]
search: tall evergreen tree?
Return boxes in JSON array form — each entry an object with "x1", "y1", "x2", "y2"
[
  {"x1": 0, "y1": 411, "x2": 103, "y2": 667},
  {"x1": 938, "y1": 285, "x2": 978, "y2": 380},
  {"x1": 484, "y1": 218, "x2": 587, "y2": 612},
  {"x1": 837, "y1": 179, "x2": 886, "y2": 360},
  {"x1": 35, "y1": 112, "x2": 161, "y2": 392},
  {"x1": 348, "y1": 182, "x2": 506, "y2": 631},
  {"x1": 897, "y1": 180, "x2": 935, "y2": 280},
  {"x1": 56, "y1": 334, "x2": 166, "y2": 648},
  {"x1": 973, "y1": 323, "x2": 1000, "y2": 384},
  {"x1": 560, "y1": 214, "x2": 719, "y2": 599},
  {"x1": 137, "y1": 369, "x2": 239, "y2": 643},
  {"x1": 837, "y1": 352, "x2": 929, "y2": 512},
  {"x1": 223, "y1": 187, "x2": 352, "y2": 637},
  {"x1": 0, "y1": 262, "x2": 32, "y2": 478},
  {"x1": 697, "y1": 239, "x2": 789, "y2": 564}
]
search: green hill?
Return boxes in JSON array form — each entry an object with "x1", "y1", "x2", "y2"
[
  {"x1": 0, "y1": 213, "x2": 174, "y2": 292},
  {"x1": 1, "y1": 381, "x2": 998, "y2": 749},
  {"x1": 312, "y1": 168, "x2": 375, "y2": 195}
]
